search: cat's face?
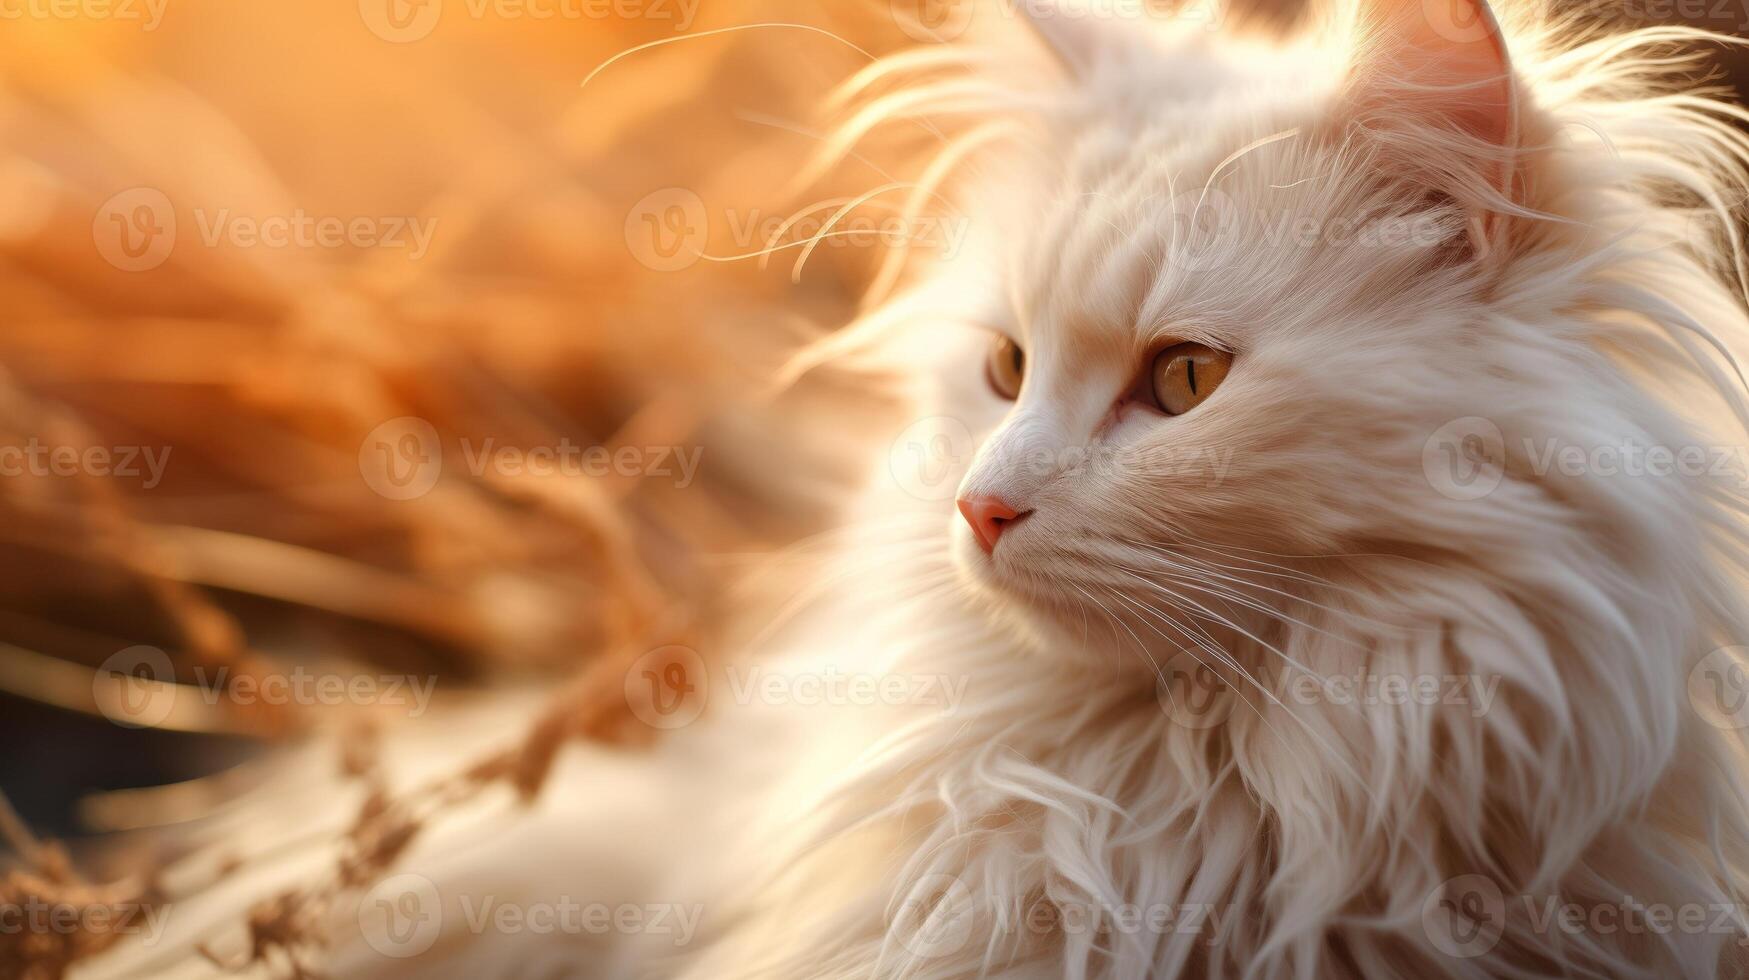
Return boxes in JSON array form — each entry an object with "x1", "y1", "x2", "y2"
[{"x1": 941, "y1": 0, "x2": 1524, "y2": 658}]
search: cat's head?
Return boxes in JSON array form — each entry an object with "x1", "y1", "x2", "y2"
[{"x1": 911, "y1": 0, "x2": 1730, "y2": 669}]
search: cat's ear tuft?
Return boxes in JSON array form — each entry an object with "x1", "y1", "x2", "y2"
[
  {"x1": 1361, "y1": 0, "x2": 1516, "y2": 151},
  {"x1": 1352, "y1": 0, "x2": 1519, "y2": 242}
]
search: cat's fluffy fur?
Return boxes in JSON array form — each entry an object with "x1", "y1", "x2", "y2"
[
  {"x1": 77, "y1": 2, "x2": 1749, "y2": 979},
  {"x1": 674, "y1": 2, "x2": 1749, "y2": 977}
]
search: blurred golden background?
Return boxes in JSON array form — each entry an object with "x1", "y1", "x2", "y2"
[
  {"x1": 1, "y1": 0, "x2": 1747, "y2": 975},
  {"x1": 0, "y1": 0, "x2": 915, "y2": 836}
]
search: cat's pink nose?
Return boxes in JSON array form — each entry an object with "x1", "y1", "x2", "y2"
[{"x1": 958, "y1": 494, "x2": 1028, "y2": 554}]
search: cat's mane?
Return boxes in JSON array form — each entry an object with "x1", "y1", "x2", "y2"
[{"x1": 690, "y1": 4, "x2": 1749, "y2": 978}]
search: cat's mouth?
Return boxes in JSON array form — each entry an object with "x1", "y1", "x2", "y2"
[{"x1": 953, "y1": 510, "x2": 1049, "y2": 594}]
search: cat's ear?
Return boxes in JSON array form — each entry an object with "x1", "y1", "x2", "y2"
[
  {"x1": 1352, "y1": 0, "x2": 1519, "y2": 244},
  {"x1": 1360, "y1": 0, "x2": 1516, "y2": 153}
]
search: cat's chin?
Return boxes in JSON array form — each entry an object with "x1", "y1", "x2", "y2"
[
  {"x1": 953, "y1": 520, "x2": 1082, "y2": 607},
  {"x1": 952, "y1": 522, "x2": 1023, "y2": 590},
  {"x1": 951, "y1": 525, "x2": 1112, "y2": 658},
  {"x1": 952, "y1": 525, "x2": 1229, "y2": 672}
]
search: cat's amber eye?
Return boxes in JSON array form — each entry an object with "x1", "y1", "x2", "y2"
[
  {"x1": 1151, "y1": 342, "x2": 1232, "y2": 416},
  {"x1": 986, "y1": 335, "x2": 1025, "y2": 400}
]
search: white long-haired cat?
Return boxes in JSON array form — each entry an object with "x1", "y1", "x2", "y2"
[{"x1": 71, "y1": 0, "x2": 1749, "y2": 978}]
